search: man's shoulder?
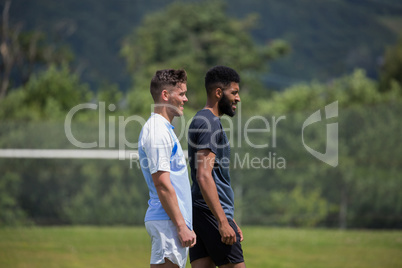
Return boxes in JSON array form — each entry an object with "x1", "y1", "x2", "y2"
[
  {"x1": 140, "y1": 115, "x2": 172, "y2": 143},
  {"x1": 194, "y1": 109, "x2": 215, "y2": 119},
  {"x1": 190, "y1": 109, "x2": 220, "y2": 129},
  {"x1": 143, "y1": 114, "x2": 171, "y2": 132}
]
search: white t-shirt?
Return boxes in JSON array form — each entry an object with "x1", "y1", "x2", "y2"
[{"x1": 138, "y1": 113, "x2": 192, "y2": 229}]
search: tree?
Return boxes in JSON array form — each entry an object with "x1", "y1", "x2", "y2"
[
  {"x1": 379, "y1": 37, "x2": 402, "y2": 93},
  {"x1": 0, "y1": 0, "x2": 74, "y2": 99},
  {"x1": 0, "y1": 64, "x2": 91, "y2": 122},
  {"x1": 0, "y1": 0, "x2": 13, "y2": 99},
  {"x1": 0, "y1": 171, "x2": 29, "y2": 226},
  {"x1": 121, "y1": 0, "x2": 289, "y2": 116}
]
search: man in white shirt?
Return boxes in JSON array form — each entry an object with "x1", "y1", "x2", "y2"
[{"x1": 138, "y1": 69, "x2": 196, "y2": 268}]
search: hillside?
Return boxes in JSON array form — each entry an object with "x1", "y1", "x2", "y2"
[{"x1": 6, "y1": 0, "x2": 402, "y2": 90}]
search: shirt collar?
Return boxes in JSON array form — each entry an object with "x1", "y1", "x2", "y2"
[{"x1": 151, "y1": 112, "x2": 174, "y2": 129}]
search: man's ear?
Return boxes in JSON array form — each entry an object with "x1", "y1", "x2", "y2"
[
  {"x1": 215, "y1": 88, "x2": 223, "y2": 99},
  {"x1": 161, "y1": 89, "x2": 169, "y2": 101}
]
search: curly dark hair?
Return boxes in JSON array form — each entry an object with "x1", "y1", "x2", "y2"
[
  {"x1": 150, "y1": 69, "x2": 187, "y2": 101},
  {"x1": 205, "y1": 65, "x2": 240, "y2": 95}
]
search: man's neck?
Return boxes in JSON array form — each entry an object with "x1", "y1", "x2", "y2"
[
  {"x1": 154, "y1": 107, "x2": 173, "y2": 123},
  {"x1": 204, "y1": 100, "x2": 220, "y2": 117}
]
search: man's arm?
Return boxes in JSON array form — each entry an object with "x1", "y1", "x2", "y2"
[
  {"x1": 152, "y1": 171, "x2": 196, "y2": 248},
  {"x1": 196, "y1": 149, "x2": 236, "y2": 245}
]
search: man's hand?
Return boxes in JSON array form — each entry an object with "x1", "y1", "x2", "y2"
[
  {"x1": 218, "y1": 220, "x2": 236, "y2": 245},
  {"x1": 177, "y1": 225, "x2": 196, "y2": 248},
  {"x1": 234, "y1": 219, "x2": 244, "y2": 242}
]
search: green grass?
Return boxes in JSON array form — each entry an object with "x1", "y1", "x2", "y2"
[{"x1": 0, "y1": 227, "x2": 401, "y2": 268}]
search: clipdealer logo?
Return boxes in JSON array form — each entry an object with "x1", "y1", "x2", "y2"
[
  {"x1": 302, "y1": 101, "x2": 338, "y2": 167},
  {"x1": 64, "y1": 101, "x2": 339, "y2": 168}
]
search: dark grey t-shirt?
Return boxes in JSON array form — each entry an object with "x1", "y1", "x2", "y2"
[{"x1": 188, "y1": 109, "x2": 234, "y2": 219}]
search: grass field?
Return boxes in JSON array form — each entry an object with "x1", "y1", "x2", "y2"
[{"x1": 0, "y1": 226, "x2": 401, "y2": 268}]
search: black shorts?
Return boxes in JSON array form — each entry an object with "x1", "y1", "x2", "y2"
[{"x1": 189, "y1": 206, "x2": 244, "y2": 266}]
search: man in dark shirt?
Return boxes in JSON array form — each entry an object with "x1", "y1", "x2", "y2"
[{"x1": 188, "y1": 66, "x2": 245, "y2": 268}]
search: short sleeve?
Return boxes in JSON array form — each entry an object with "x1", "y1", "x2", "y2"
[
  {"x1": 143, "y1": 125, "x2": 174, "y2": 174},
  {"x1": 188, "y1": 113, "x2": 221, "y2": 155}
]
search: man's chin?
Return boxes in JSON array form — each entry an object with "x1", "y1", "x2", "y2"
[
  {"x1": 224, "y1": 111, "x2": 236, "y2": 117},
  {"x1": 174, "y1": 111, "x2": 184, "y2": 117}
]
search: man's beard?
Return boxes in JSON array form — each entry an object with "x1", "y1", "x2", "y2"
[{"x1": 218, "y1": 92, "x2": 236, "y2": 117}]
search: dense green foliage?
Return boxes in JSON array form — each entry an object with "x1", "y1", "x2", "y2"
[
  {"x1": 0, "y1": 65, "x2": 91, "y2": 121},
  {"x1": 0, "y1": 1, "x2": 402, "y2": 228}
]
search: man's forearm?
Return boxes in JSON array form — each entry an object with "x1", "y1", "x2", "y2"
[
  {"x1": 153, "y1": 172, "x2": 187, "y2": 229},
  {"x1": 157, "y1": 185, "x2": 187, "y2": 227},
  {"x1": 152, "y1": 171, "x2": 196, "y2": 248},
  {"x1": 197, "y1": 173, "x2": 228, "y2": 225},
  {"x1": 196, "y1": 150, "x2": 236, "y2": 245}
]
